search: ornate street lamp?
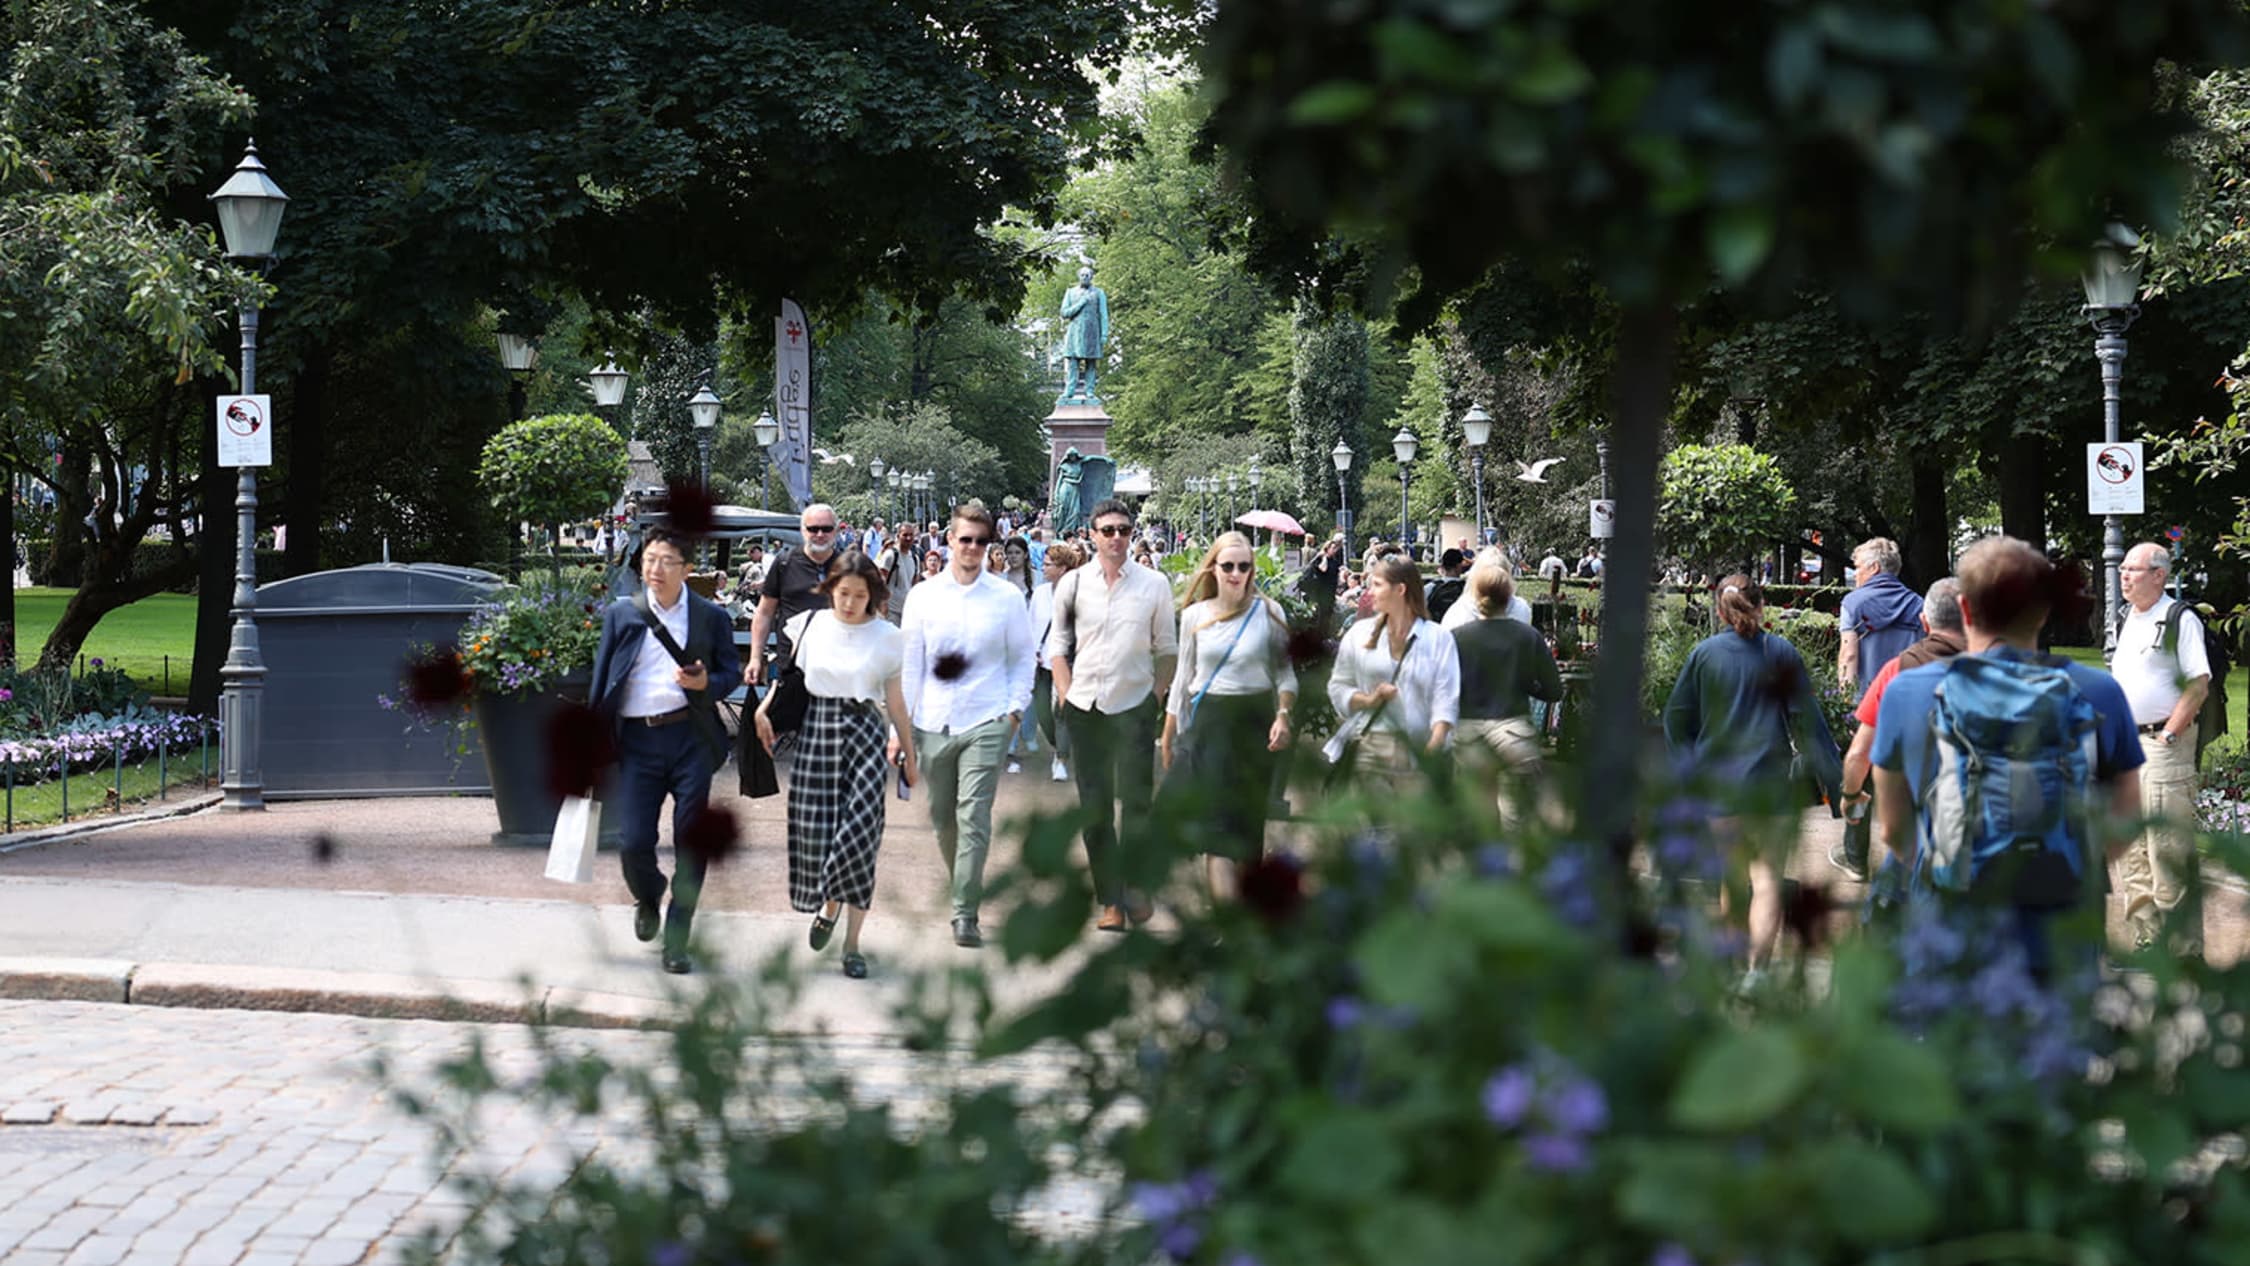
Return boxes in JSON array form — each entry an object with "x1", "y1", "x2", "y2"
[
  {"x1": 1330, "y1": 439, "x2": 1354, "y2": 540},
  {"x1": 886, "y1": 467, "x2": 903, "y2": 525},
  {"x1": 868, "y1": 456, "x2": 887, "y2": 526},
  {"x1": 2082, "y1": 224, "x2": 2144, "y2": 653},
  {"x1": 1226, "y1": 472, "x2": 1241, "y2": 525},
  {"x1": 1461, "y1": 402, "x2": 1493, "y2": 545},
  {"x1": 589, "y1": 356, "x2": 628, "y2": 410},
  {"x1": 208, "y1": 140, "x2": 288, "y2": 812},
  {"x1": 496, "y1": 332, "x2": 539, "y2": 421},
  {"x1": 687, "y1": 373, "x2": 722, "y2": 496},
  {"x1": 752, "y1": 409, "x2": 780, "y2": 511},
  {"x1": 1392, "y1": 426, "x2": 1420, "y2": 553}
]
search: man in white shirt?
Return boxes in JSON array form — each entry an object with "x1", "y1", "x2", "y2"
[
  {"x1": 1441, "y1": 547, "x2": 1534, "y2": 632},
  {"x1": 1049, "y1": 499, "x2": 1178, "y2": 932},
  {"x1": 1538, "y1": 549, "x2": 1567, "y2": 580},
  {"x1": 2109, "y1": 542, "x2": 2213, "y2": 952},
  {"x1": 901, "y1": 502, "x2": 1036, "y2": 948}
]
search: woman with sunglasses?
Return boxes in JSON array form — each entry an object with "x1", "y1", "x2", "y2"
[
  {"x1": 1159, "y1": 532, "x2": 1296, "y2": 890},
  {"x1": 1029, "y1": 542, "x2": 1083, "y2": 782},
  {"x1": 1328, "y1": 554, "x2": 1459, "y2": 776}
]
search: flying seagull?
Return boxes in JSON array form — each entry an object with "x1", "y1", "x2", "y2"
[
  {"x1": 812, "y1": 448, "x2": 856, "y2": 466},
  {"x1": 1515, "y1": 457, "x2": 1564, "y2": 483}
]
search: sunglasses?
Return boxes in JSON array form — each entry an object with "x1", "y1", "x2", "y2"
[
  {"x1": 956, "y1": 535, "x2": 992, "y2": 547},
  {"x1": 1095, "y1": 524, "x2": 1133, "y2": 538},
  {"x1": 1217, "y1": 561, "x2": 1254, "y2": 575},
  {"x1": 804, "y1": 525, "x2": 837, "y2": 535}
]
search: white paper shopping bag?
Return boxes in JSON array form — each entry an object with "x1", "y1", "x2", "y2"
[{"x1": 544, "y1": 795, "x2": 599, "y2": 884}]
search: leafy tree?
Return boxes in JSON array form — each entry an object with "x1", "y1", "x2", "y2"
[
  {"x1": 0, "y1": 0, "x2": 257, "y2": 669},
  {"x1": 819, "y1": 404, "x2": 1004, "y2": 526},
  {"x1": 1288, "y1": 304, "x2": 1371, "y2": 539},
  {"x1": 1201, "y1": 0, "x2": 2250, "y2": 836},
  {"x1": 1658, "y1": 444, "x2": 1798, "y2": 576},
  {"x1": 478, "y1": 413, "x2": 629, "y2": 579}
]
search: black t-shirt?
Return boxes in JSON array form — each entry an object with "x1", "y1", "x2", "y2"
[
  {"x1": 1452, "y1": 615, "x2": 1564, "y2": 722},
  {"x1": 761, "y1": 547, "x2": 834, "y2": 629},
  {"x1": 1426, "y1": 577, "x2": 1466, "y2": 621}
]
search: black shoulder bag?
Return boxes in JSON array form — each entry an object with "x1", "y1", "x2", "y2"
[{"x1": 633, "y1": 593, "x2": 730, "y2": 774}]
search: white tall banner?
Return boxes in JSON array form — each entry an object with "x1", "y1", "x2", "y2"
[{"x1": 776, "y1": 300, "x2": 813, "y2": 510}]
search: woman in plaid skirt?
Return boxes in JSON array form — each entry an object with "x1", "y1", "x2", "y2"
[{"x1": 754, "y1": 549, "x2": 917, "y2": 979}]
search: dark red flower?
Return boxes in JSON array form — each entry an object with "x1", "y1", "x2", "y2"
[
  {"x1": 1284, "y1": 627, "x2": 1334, "y2": 669},
  {"x1": 679, "y1": 803, "x2": 742, "y2": 867},
  {"x1": 1237, "y1": 852, "x2": 1306, "y2": 925},
  {"x1": 309, "y1": 833, "x2": 339, "y2": 865},
  {"x1": 933, "y1": 651, "x2": 969, "y2": 681},
  {"x1": 404, "y1": 650, "x2": 471, "y2": 709},
  {"x1": 663, "y1": 478, "x2": 717, "y2": 537},
  {"x1": 1781, "y1": 880, "x2": 1839, "y2": 951},
  {"x1": 544, "y1": 701, "x2": 617, "y2": 800}
]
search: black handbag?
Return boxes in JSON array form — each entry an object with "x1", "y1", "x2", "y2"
[
  {"x1": 763, "y1": 626, "x2": 812, "y2": 737},
  {"x1": 738, "y1": 721, "x2": 781, "y2": 798}
]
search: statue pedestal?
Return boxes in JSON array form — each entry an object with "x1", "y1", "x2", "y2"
[{"x1": 1045, "y1": 401, "x2": 1113, "y2": 498}]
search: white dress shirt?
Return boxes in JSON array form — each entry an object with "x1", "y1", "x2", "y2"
[
  {"x1": 2112, "y1": 596, "x2": 2212, "y2": 725},
  {"x1": 1328, "y1": 616, "x2": 1461, "y2": 745},
  {"x1": 901, "y1": 568, "x2": 1036, "y2": 732},
  {"x1": 1046, "y1": 560, "x2": 1178, "y2": 713},
  {"x1": 618, "y1": 591, "x2": 692, "y2": 718}
]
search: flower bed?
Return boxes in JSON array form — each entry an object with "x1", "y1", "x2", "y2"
[{"x1": 0, "y1": 710, "x2": 216, "y2": 784}]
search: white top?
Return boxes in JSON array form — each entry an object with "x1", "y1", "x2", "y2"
[
  {"x1": 1328, "y1": 615, "x2": 1462, "y2": 744},
  {"x1": 900, "y1": 568, "x2": 1037, "y2": 732},
  {"x1": 785, "y1": 610, "x2": 903, "y2": 705},
  {"x1": 1538, "y1": 554, "x2": 1567, "y2": 579},
  {"x1": 1046, "y1": 561, "x2": 1179, "y2": 713},
  {"x1": 1440, "y1": 592, "x2": 1534, "y2": 632},
  {"x1": 618, "y1": 591, "x2": 692, "y2": 718},
  {"x1": 1029, "y1": 583, "x2": 1058, "y2": 667},
  {"x1": 2112, "y1": 596, "x2": 2212, "y2": 725},
  {"x1": 1166, "y1": 600, "x2": 1299, "y2": 726}
]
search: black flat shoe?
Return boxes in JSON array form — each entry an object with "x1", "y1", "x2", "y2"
[
  {"x1": 952, "y1": 917, "x2": 982, "y2": 949},
  {"x1": 841, "y1": 952, "x2": 867, "y2": 979},
  {"x1": 634, "y1": 903, "x2": 660, "y2": 943},
  {"x1": 662, "y1": 946, "x2": 692, "y2": 975},
  {"x1": 809, "y1": 912, "x2": 838, "y2": 952}
]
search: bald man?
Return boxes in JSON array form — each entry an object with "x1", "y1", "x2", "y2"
[{"x1": 748, "y1": 503, "x2": 839, "y2": 685}]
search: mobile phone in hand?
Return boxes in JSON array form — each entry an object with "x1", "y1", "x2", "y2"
[{"x1": 894, "y1": 750, "x2": 913, "y2": 800}]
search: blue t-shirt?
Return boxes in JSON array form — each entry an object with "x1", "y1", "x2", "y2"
[
  {"x1": 1840, "y1": 572, "x2": 1925, "y2": 701},
  {"x1": 1872, "y1": 647, "x2": 2144, "y2": 821}
]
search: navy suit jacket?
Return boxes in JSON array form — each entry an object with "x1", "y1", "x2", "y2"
[{"x1": 589, "y1": 589, "x2": 744, "y2": 769}]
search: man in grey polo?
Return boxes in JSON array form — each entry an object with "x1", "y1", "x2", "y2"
[
  {"x1": 1049, "y1": 498, "x2": 1178, "y2": 932},
  {"x1": 901, "y1": 501, "x2": 1035, "y2": 948}
]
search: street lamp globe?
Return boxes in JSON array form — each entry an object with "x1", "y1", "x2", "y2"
[
  {"x1": 2081, "y1": 225, "x2": 2144, "y2": 311},
  {"x1": 208, "y1": 141, "x2": 289, "y2": 260},
  {"x1": 752, "y1": 410, "x2": 780, "y2": 449},
  {"x1": 1392, "y1": 426, "x2": 1420, "y2": 465},
  {"x1": 868, "y1": 456, "x2": 887, "y2": 481},
  {"x1": 887, "y1": 469, "x2": 902, "y2": 490},
  {"x1": 1249, "y1": 457, "x2": 1262, "y2": 488},
  {"x1": 589, "y1": 356, "x2": 628, "y2": 408},
  {"x1": 689, "y1": 381, "x2": 723, "y2": 432},
  {"x1": 1330, "y1": 439, "x2": 1353, "y2": 473},
  {"x1": 496, "y1": 333, "x2": 539, "y2": 374},
  {"x1": 1461, "y1": 403, "x2": 1493, "y2": 449},
  {"x1": 1226, "y1": 473, "x2": 1240, "y2": 494}
]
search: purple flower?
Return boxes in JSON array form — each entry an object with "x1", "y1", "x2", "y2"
[
  {"x1": 1474, "y1": 843, "x2": 1513, "y2": 878},
  {"x1": 1482, "y1": 1066, "x2": 1536, "y2": 1127},
  {"x1": 1180, "y1": 1170, "x2": 1217, "y2": 1208},
  {"x1": 651, "y1": 1243, "x2": 692, "y2": 1266},
  {"x1": 1539, "y1": 847, "x2": 1601, "y2": 928},
  {"x1": 1652, "y1": 1245, "x2": 1696, "y2": 1266},
  {"x1": 1130, "y1": 1181, "x2": 1189, "y2": 1223},
  {"x1": 0, "y1": 688, "x2": 13, "y2": 702},
  {"x1": 1522, "y1": 1131, "x2": 1592, "y2": 1173},
  {"x1": 1326, "y1": 996, "x2": 1365, "y2": 1030},
  {"x1": 1543, "y1": 1077, "x2": 1609, "y2": 1135},
  {"x1": 89, "y1": 658, "x2": 102, "y2": 667},
  {"x1": 1158, "y1": 1221, "x2": 1203, "y2": 1260},
  {"x1": 1224, "y1": 1256, "x2": 1264, "y2": 1266}
]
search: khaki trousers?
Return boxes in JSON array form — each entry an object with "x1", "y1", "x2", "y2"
[
  {"x1": 2114, "y1": 720, "x2": 2202, "y2": 948},
  {"x1": 1456, "y1": 716, "x2": 1548, "y2": 827}
]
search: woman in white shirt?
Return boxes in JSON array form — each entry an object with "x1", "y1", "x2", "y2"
[
  {"x1": 1028, "y1": 543, "x2": 1081, "y2": 782},
  {"x1": 754, "y1": 549, "x2": 917, "y2": 980},
  {"x1": 1159, "y1": 533, "x2": 1297, "y2": 894},
  {"x1": 1328, "y1": 555, "x2": 1460, "y2": 775}
]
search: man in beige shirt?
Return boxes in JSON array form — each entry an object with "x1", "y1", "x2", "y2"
[{"x1": 1048, "y1": 498, "x2": 1178, "y2": 931}]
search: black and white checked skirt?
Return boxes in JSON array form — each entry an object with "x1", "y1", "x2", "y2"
[{"x1": 787, "y1": 694, "x2": 889, "y2": 912}]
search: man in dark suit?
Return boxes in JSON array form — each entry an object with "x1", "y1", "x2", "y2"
[{"x1": 589, "y1": 526, "x2": 744, "y2": 973}]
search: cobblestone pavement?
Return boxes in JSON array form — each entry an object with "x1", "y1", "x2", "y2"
[{"x1": 0, "y1": 1000, "x2": 1099, "y2": 1266}]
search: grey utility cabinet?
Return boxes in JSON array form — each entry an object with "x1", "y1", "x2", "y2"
[{"x1": 258, "y1": 564, "x2": 504, "y2": 798}]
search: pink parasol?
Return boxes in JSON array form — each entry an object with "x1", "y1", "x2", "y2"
[{"x1": 1235, "y1": 509, "x2": 1308, "y2": 536}]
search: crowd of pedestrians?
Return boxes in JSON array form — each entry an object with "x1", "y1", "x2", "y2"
[{"x1": 591, "y1": 502, "x2": 2218, "y2": 986}]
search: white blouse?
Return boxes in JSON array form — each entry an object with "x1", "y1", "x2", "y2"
[
  {"x1": 785, "y1": 610, "x2": 904, "y2": 705},
  {"x1": 1166, "y1": 600, "x2": 1298, "y2": 725},
  {"x1": 1328, "y1": 616, "x2": 1461, "y2": 743}
]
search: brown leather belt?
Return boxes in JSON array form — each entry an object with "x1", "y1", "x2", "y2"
[
  {"x1": 2138, "y1": 722, "x2": 2169, "y2": 736},
  {"x1": 627, "y1": 707, "x2": 691, "y2": 727}
]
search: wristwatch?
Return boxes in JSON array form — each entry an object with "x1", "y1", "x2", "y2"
[{"x1": 2159, "y1": 730, "x2": 2177, "y2": 746}]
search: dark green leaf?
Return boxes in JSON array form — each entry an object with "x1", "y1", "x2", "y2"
[
  {"x1": 1670, "y1": 1026, "x2": 1808, "y2": 1130},
  {"x1": 1812, "y1": 1138, "x2": 1937, "y2": 1245}
]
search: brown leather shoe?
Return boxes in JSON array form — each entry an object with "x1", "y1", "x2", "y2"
[{"x1": 1096, "y1": 905, "x2": 1128, "y2": 933}]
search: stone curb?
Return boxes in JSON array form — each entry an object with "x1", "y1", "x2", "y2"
[
  {"x1": 0, "y1": 958, "x2": 684, "y2": 1031},
  {"x1": 0, "y1": 792, "x2": 222, "y2": 854}
]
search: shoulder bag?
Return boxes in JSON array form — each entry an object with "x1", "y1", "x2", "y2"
[{"x1": 1322, "y1": 627, "x2": 1416, "y2": 783}]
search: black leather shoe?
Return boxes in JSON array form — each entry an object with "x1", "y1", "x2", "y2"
[
  {"x1": 662, "y1": 946, "x2": 692, "y2": 974},
  {"x1": 634, "y1": 902, "x2": 660, "y2": 943},
  {"x1": 952, "y1": 917, "x2": 982, "y2": 949}
]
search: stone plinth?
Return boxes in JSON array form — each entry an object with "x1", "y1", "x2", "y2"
[{"x1": 1045, "y1": 401, "x2": 1113, "y2": 494}]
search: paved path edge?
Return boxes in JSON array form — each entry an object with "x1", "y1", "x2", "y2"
[{"x1": 0, "y1": 791, "x2": 222, "y2": 854}]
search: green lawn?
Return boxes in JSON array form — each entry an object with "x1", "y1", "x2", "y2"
[
  {"x1": 2054, "y1": 644, "x2": 2247, "y2": 758},
  {"x1": 8, "y1": 588, "x2": 199, "y2": 695},
  {"x1": 0, "y1": 751, "x2": 215, "y2": 831}
]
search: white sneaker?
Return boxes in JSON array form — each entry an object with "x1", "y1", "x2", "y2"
[
  {"x1": 1050, "y1": 757, "x2": 1069, "y2": 782},
  {"x1": 1007, "y1": 760, "x2": 1022, "y2": 775}
]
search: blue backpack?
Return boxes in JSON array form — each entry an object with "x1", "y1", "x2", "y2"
[{"x1": 1919, "y1": 653, "x2": 2100, "y2": 907}]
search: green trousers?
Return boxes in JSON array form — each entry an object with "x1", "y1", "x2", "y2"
[{"x1": 915, "y1": 715, "x2": 1013, "y2": 921}]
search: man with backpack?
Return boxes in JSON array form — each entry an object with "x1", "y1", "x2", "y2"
[
  {"x1": 1871, "y1": 536, "x2": 2144, "y2": 980},
  {"x1": 2108, "y1": 542, "x2": 2215, "y2": 952}
]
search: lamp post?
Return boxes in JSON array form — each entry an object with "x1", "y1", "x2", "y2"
[
  {"x1": 1194, "y1": 477, "x2": 1210, "y2": 539},
  {"x1": 886, "y1": 468, "x2": 902, "y2": 525},
  {"x1": 208, "y1": 140, "x2": 288, "y2": 813},
  {"x1": 589, "y1": 355, "x2": 628, "y2": 416},
  {"x1": 1226, "y1": 472, "x2": 1241, "y2": 526},
  {"x1": 497, "y1": 332, "x2": 539, "y2": 421},
  {"x1": 914, "y1": 472, "x2": 931, "y2": 526},
  {"x1": 1392, "y1": 426, "x2": 1420, "y2": 554},
  {"x1": 2082, "y1": 225, "x2": 2143, "y2": 655},
  {"x1": 868, "y1": 457, "x2": 887, "y2": 529},
  {"x1": 1248, "y1": 457, "x2": 1265, "y2": 553},
  {"x1": 687, "y1": 372, "x2": 721, "y2": 495},
  {"x1": 1461, "y1": 402, "x2": 1493, "y2": 545},
  {"x1": 752, "y1": 410, "x2": 780, "y2": 510},
  {"x1": 1331, "y1": 439, "x2": 1354, "y2": 541}
]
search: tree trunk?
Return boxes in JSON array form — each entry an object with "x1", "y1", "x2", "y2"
[
  {"x1": 1996, "y1": 442, "x2": 2045, "y2": 550},
  {"x1": 189, "y1": 450, "x2": 234, "y2": 715},
  {"x1": 283, "y1": 343, "x2": 330, "y2": 577},
  {"x1": 1902, "y1": 451, "x2": 1949, "y2": 591},
  {"x1": 1581, "y1": 303, "x2": 1676, "y2": 857},
  {"x1": 37, "y1": 541, "x2": 198, "y2": 669},
  {"x1": 0, "y1": 486, "x2": 14, "y2": 666}
]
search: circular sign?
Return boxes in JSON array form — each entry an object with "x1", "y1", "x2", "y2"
[
  {"x1": 2168, "y1": 525, "x2": 2185, "y2": 542},
  {"x1": 223, "y1": 398, "x2": 264, "y2": 437},
  {"x1": 2093, "y1": 445, "x2": 2135, "y2": 485}
]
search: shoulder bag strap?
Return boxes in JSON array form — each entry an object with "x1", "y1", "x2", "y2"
[
  {"x1": 1354, "y1": 627, "x2": 1417, "y2": 736},
  {"x1": 1185, "y1": 607, "x2": 1257, "y2": 727}
]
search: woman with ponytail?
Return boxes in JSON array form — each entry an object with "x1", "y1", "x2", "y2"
[
  {"x1": 1327, "y1": 554, "x2": 1460, "y2": 775},
  {"x1": 1664, "y1": 573, "x2": 1842, "y2": 981}
]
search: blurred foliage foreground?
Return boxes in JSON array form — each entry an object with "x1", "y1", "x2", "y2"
[{"x1": 383, "y1": 755, "x2": 2250, "y2": 1266}]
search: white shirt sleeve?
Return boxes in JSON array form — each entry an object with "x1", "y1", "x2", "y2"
[
  {"x1": 1428, "y1": 625, "x2": 1463, "y2": 730},
  {"x1": 1005, "y1": 583, "x2": 1036, "y2": 717},
  {"x1": 900, "y1": 585, "x2": 928, "y2": 722}
]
